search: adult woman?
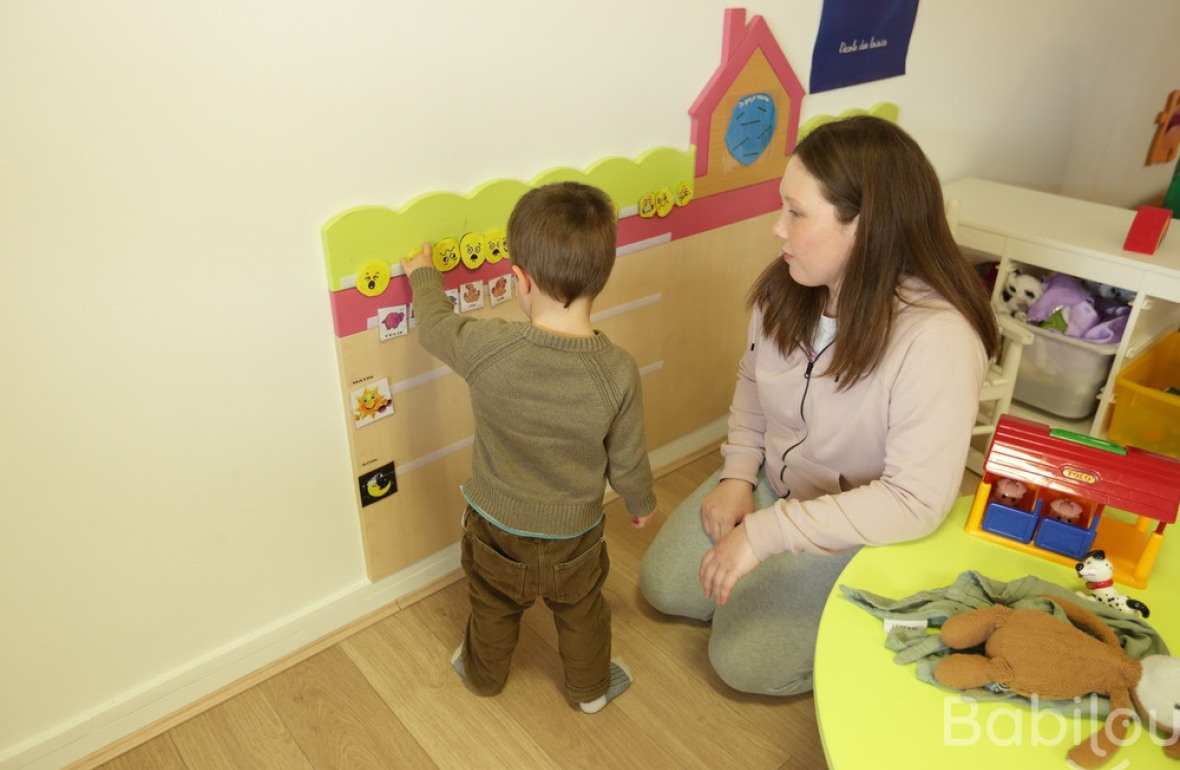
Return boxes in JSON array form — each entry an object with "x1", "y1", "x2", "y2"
[{"x1": 639, "y1": 116, "x2": 1000, "y2": 696}]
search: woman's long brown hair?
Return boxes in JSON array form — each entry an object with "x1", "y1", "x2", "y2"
[{"x1": 751, "y1": 116, "x2": 1000, "y2": 390}]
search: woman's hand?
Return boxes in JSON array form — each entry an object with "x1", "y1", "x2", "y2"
[
  {"x1": 700, "y1": 478, "x2": 755, "y2": 543},
  {"x1": 403, "y1": 243, "x2": 434, "y2": 276},
  {"x1": 699, "y1": 522, "x2": 761, "y2": 605}
]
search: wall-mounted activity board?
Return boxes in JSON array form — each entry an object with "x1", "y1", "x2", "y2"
[{"x1": 320, "y1": 6, "x2": 899, "y2": 581}]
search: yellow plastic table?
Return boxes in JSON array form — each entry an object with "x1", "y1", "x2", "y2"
[{"x1": 815, "y1": 495, "x2": 1180, "y2": 769}]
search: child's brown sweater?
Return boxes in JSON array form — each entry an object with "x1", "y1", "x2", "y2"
[{"x1": 410, "y1": 268, "x2": 656, "y2": 536}]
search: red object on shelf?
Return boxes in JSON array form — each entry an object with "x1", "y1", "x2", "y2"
[{"x1": 1123, "y1": 205, "x2": 1172, "y2": 255}]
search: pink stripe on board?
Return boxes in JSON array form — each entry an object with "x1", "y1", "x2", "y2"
[
  {"x1": 616, "y1": 179, "x2": 780, "y2": 245},
  {"x1": 328, "y1": 261, "x2": 514, "y2": 338},
  {"x1": 327, "y1": 180, "x2": 781, "y2": 338}
]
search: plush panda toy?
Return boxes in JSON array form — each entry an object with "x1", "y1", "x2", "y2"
[{"x1": 997, "y1": 269, "x2": 1044, "y2": 321}]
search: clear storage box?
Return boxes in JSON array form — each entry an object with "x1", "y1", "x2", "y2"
[
  {"x1": 1107, "y1": 332, "x2": 1180, "y2": 458},
  {"x1": 1012, "y1": 324, "x2": 1119, "y2": 419}
]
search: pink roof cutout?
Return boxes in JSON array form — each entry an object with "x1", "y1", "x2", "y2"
[{"x1": 689, "y1": 8, "x2": 806, "y2": 179}]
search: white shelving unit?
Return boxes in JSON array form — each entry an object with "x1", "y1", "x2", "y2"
[{"x1": 946, "y1": 177, "x2": 1180, "y2": 439}]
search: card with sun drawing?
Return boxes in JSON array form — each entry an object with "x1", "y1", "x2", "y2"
[{"x1": 350, "y1": 378, "x2": 393, "y2": 428}]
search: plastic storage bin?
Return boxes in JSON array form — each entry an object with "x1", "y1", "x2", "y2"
[
  {"x1": 1033, "y1": 514, "x2": 1098, "y2": 561},
  {"x1": 1012, "y1": 324, "x2": 1119, "y2": 419},
  {"x1": 981, "y1": 499, "x2": 1043, "y2": 543},
  {"x1": 1108, "y1": 332, "x2": 1180, "y2": 458}
]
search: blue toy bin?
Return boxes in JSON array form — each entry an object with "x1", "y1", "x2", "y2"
[
  {"x1": 1033, "y1": 515, "x2": 1098, "y2": 560},
  {"x1": 981, "y1": 499, "x2": 1043, "y2": 543}
]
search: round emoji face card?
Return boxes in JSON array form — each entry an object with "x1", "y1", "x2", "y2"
[
  {"x1": 484, "y1": 229, "x2": 508, "y2": 263},
  {"x1": 459, "y1": 232, "x2": 487, "y2": 270},
  {"x1": 432, "y1": 237, "x2": 462, "y2": 272},
  {"x1": 356, "y1": 260, "x2": 391, "y2": 296}
]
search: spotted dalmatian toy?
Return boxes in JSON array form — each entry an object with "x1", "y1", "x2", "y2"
[{"x1": 1075, "y1": 549, "x2": 1151, "y2": 618}]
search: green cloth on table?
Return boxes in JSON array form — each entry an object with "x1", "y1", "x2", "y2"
[{"x1": 840, "y1": 570, "x2": 1169, "y2": 715}]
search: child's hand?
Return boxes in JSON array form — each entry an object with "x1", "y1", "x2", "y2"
[
  {"x1": 403, "y1": 243, "x2": 434, "y2": 276},
  {"x1": 630, "y1": 509, "x2": 656, "y2": 529}
]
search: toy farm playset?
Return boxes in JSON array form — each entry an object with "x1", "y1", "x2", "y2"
[{"x1": 965, "y1": 413, "x2": 1180, "y2": 588}]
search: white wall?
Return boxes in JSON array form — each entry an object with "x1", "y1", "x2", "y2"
[
  {"x1": 1056, "y1": 4, "x2": 1180, "y2": 206},
  {"x1": 3, "y1": 2, "x2": 1178, "y2": 767}
]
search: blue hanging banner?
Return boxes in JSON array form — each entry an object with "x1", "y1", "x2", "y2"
[{"x1": 809, "y1": 0, "x2": 920, "y2": 94}]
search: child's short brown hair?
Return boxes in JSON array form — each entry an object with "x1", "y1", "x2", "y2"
[{"x1": 507, "y1": 182, "x2": 617, "y2": 306}]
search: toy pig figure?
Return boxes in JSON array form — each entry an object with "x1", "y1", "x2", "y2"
[
  {"x1": 991, "y1": 477, "x2": 1028, "y2": 507},
  {"x1": 1049, "y1": 497, "x2": 1084, "y2": 525}
]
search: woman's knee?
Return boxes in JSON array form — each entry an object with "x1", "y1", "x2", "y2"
[
  {"x1": 636, "y1": 552, "x2": 666, "y2": 607},
  {"x1": 638, "y1": 550, "x2": 713, "y2": 621},
  {"x1": 639, "y1": 551, "x2": 684, "y2": 614},
  {"x1": 708, "y1": 628, "x2": 814, "y2": 697},
  {"x1": 638, "y1": 467, "x2": 722, "y2": 619}
]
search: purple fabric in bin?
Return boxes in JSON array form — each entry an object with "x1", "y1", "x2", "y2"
[
  {"x1": 1026, "y1": 273, "x2": 1129, "y2": 344},
  {"x1": 1027, "y1": 274, "x2": 1090, "y2": 324},
  {"x1": 1082, "y1": 315, "x2": 1127, "y2": 344}
]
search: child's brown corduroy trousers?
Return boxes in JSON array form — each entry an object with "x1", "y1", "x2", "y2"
[{"x1": 458, "y1": 507, "x2": 612, "y2": 704}]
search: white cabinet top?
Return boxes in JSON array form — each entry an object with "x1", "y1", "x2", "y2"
[{"x1": 943, "y1": 177, "x2": 1180, "y2": 285}]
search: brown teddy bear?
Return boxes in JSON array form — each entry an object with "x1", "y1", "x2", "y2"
[{"x1": 933, "y1": 595, "x2": 1180, "y2": 768}]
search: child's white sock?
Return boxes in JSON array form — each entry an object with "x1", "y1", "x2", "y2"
[
  {"x1": 579, "y1": 659, "x2": 632, "y2": 714},
  {"x1": 451, "y1": 644, "x2": 466, "y2": 680}
]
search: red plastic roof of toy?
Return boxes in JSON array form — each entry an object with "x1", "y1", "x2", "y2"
[{"x1": 984, "y1": 414, "x2": 1180, "y2": 524}]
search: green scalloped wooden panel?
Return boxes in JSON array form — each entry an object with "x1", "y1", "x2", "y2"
[
  {"x1": 798, "y1": 102, "x2": 899, "y2": 142},
  {"x1": 322, "y1": 148, "x2": 695, "y2": 290}
]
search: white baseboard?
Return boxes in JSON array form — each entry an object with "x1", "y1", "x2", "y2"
[
  {"x1": 6, "y1": 418, "x2": 727, "y2": 770},
  {"x1": 648, "y1": 416, "x2": 727, "y2": 472},
  {"x1": 3, "y1": 544, "x2": 460, "y2": 770}
]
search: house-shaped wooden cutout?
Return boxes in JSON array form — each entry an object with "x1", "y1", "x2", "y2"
[{"x1": 690, "y1": 8, "x2": 805, "y2": 199}]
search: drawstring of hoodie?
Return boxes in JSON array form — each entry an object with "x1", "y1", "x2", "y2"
[{"x1": 778, "y1": 342, "x2": 834, "y2": 494}]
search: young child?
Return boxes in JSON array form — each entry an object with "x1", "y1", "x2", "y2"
[{"x1": 403, "y1": 181, "x2": 657, "y2": 713}]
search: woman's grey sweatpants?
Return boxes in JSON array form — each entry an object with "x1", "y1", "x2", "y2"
[{"x1": 639, "y1": 467, "x2": 857, "y2": 696}]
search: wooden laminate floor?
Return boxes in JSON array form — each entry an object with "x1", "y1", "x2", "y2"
[{"x1": 95, "y1": 450, "x2": 980, "y2": 770}]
